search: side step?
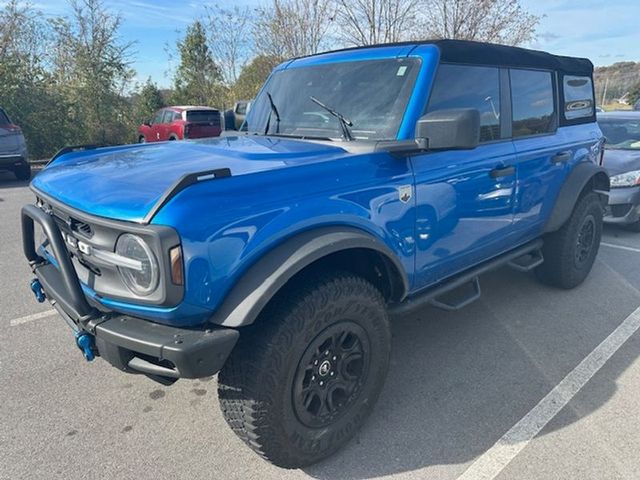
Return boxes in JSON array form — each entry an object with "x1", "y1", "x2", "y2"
[{"x1": 389, "y1": 239, "x2": 543, "y2": 316}]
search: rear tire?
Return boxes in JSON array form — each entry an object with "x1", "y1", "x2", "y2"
[
  {"x1": 536, "y1": 192, "x2": 603, "y2": 289},
  {"x1": 138, "y1": 136, "x2": 146, "y2": 143},
  {"x1": 14, "y1": 163, "x2": 31, "y2": 181},
  {"x1": 218, "y1": 272, "x2": 391, "y2": 468}
]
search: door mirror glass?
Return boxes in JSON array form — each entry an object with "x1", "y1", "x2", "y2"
[{"x1": 416, "y1": 108, "x2": 480, "y2": 150}]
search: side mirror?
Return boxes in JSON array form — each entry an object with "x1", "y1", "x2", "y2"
[
  {"x1": 143, "y1": 119, "x2": 151, "y2": 127},
  {"x1": 416, "y1": 108, "x2": 480, "y2": 150}
]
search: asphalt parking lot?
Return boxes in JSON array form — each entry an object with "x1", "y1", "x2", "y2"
[{"x1": 3, "y1": 171, "x2": 640, "y2": 480}]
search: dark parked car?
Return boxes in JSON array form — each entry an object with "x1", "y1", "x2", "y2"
[
  {"x1": 137, "y1": 106, "x2": 222, "y2": 142},
  {"x1": 22, "y1": 40, "x2": 607, "y2": 468},
  {"x1": 598, "y1": 111, "x2": 640, "y2": 230},
  {"x1": 0, "y1": 107, "x2": 30, "y2": 180}
]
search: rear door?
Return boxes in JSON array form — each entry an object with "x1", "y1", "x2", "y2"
[
  {"x1": 0, "y1": 109, "x2": 19, "y2": 154},
  {"x1": 509, "y1": 68, "x2": 593, "y2": 238},
  {"x1": 412, "y1": 64, "x2": 518, "y2": 287}
]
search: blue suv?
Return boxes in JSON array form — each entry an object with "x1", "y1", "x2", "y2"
[{"x1": 21, "y1": 40, "x2": 608, "y2": 468}]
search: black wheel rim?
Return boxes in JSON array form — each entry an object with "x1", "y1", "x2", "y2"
[
  {"x1": 575, "y1": 214, "x2": 596, "y2": 267},
  {"x1": 292, "y1": 321, "x2": 371, "y2": 428}
]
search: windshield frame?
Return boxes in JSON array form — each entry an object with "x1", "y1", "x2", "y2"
[{"x1": 243, "y1": 57, "x2": 423, "y2": 142}]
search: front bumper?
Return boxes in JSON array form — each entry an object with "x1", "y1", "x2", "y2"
[
  {"x1": 0, "y1": 154, "x2": 26, "y2": 170},
  {"x1": 21, "y1": 203, "x2": 239, "y2": 382},
  {"x1": 604, "y1": 186, "x2": 640, "y2": 225}
]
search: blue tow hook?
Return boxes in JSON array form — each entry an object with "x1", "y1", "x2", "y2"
[
  {"x1": 30, "y1": 278, "x2": 46, "y2": 303},
  {"x1": 75, "y1": 332, "x2": 96, "y2": 361}
]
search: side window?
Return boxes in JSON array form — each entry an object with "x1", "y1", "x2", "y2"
[
  {"x1": 236, "y1": 103, "x2": 247, "y2": 115},
  {"x1": 427, "y1": 64, "x2": 501, "y2": 142},
  {"x1": 162, "y1": 110, "x2": 175, "y2": 123},
  {"x1": 563, "y1": 75, "x2": 594, "y2": 120},
  {"x1": 510, "y1": 69, "x2": 556, "y2": 137},
  {"x1": 152, "y1": 110, "x2": 164, "y2": 125}
]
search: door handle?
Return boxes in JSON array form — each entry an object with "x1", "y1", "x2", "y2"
[
  {"x1": 552, "y1": 151, "x2": 572, "y2": 164},
  {"x1": 490, "y1": 165, "x2": 515, "y2": 178}
]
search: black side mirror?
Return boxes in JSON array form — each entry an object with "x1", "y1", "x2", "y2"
[
  {"x1": 416, "y1": 108, "x2": 480, "y2": 150},
  {"x1": 143, "y1": 119, "x2": 151, "y2": 127}
]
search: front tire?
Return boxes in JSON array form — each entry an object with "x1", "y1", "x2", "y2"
[
  {"x1": 218, "y1": 272, "x2": 391, "y2": 468},
  {"x1": 536, "y1": 192, "x2": 603, "y2": 289}
]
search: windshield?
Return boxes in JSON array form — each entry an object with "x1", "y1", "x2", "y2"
[
  {"x1": 243, "y1": 58, "x2": 421, "y2": 141},
  {"x1": 599, "y1": 118, "x2": 640, "y2": 150}
]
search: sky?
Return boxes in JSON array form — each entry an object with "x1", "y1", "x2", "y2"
[{"x1": 19, "y1": 0, "x2": 640, "y2": 88}]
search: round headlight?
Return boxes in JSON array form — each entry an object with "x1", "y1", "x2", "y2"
[{"x1": 115, "y1": 234, "x2": 159, "y2": 296}]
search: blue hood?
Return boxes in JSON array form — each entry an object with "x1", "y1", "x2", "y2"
[{"x1": 32, "y1": 136, "x2": 349, "y2": 223}]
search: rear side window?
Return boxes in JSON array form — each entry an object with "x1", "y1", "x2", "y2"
[
  {"x1": 510, "y1": 69, "x2": 556, "y2": 137},
  {"x1": 427, "y1": 64, "x2": 501, "y2": 142},
  {"x1": 187, "y1": 110, "x2": 221, "y2": 124},
  {"x1": 563, "y1": 75, "x2": 594, "y2": 120},
  {"x1": 0, "y1": 109, "x2": 10, "y2": 125}
]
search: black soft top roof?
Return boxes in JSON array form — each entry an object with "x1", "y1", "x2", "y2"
[
  {"x1": 434, "y1": 39, "x2": 593, "y2": 75},
  {"x1": 303, "y1": 39, "x2": 594, "y2": 76}
]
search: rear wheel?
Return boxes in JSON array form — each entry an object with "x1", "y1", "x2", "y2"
[
  {"x1": 14, "y1": 163, "x2": 31, "y2": 181},
  {"x1": 218, "y1": 272, "x2": 391, "y2": 468},
  {"x1": 536, "y1": 192, "x2": 603, "y2": 289},
  {"x1": 138, "y1": 135, "x2": 146, "y2": 143}
]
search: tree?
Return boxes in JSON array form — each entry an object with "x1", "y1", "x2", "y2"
[
  {"x1": 205, "y1": 5, "x2": 254, "y2": 88},
  {"x1": 172, "y1": 21, "x2": 225, "y2": 107},
  {"x1": 630, "y1": 81, "x2": 640, "y2": 108},
  {"x1": 255, "y1": 0, "x2": 334, "y2": 58},
  {"x1": 333, "y1": 0, "x2": 420, "y2": 46},
  {"x1": 419, "y1": 0, "x2": 540, "y2": 46},
  {"x1": 50, "y1": 0, "x2": 135, "y2": 146},
  {"x1": 134, "y1": 77, "x2": 166, "y2": 123},
  {"x1": 233, "y1": 55, "x2": 284, "y2": 101}
]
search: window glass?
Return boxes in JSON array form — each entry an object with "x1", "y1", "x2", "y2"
[
  {"x1": 563, "y1": 75, "x2": 594, "y2": 120},
  {"x1": 599, "y1": 118, "x2": 640, "y2": 150},
  {"x1": 162, "y1": 110, "x2": 175, "y2": 123},
  {"x1": 152, "y1": 110, "x2": 164, "y2": 125},
  {"x1": 510, "y1": 69, "x2": 556, "y2": 137},
  {"x1": 186, "y1": 110, "x2": 221, "y2": 124},
  {"x1": 0, "y1": 109, "x2": 10, "y2": 125},
  {"x1": 427, "y1": 64, "x2": 501, "y2": 142},
  {"x1": 235, "y1": 103, "x2": 247, "y2": 115},
  {"x1": 244, "y1": 58, "x2": 421, "y2": 141}
]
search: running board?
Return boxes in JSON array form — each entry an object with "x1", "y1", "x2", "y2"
[{"x1": 389, "y1": 239, "x2": 543, "y2": 316}]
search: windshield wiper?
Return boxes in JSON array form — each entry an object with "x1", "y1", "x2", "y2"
[
  {"x1": 309, "y1": 96, "x2": 354, "y2": 141},
  {"x1": 264, "y1": 92, "x2": 281, "y2": 135}
]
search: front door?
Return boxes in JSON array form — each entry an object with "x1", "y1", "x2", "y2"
[{"x1": 411, "y1": 63, "x2": 518, "y2": 288}]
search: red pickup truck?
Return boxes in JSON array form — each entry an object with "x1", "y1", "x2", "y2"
[{"x1": 137, "y1": 106, "x2": 222, "y2": 143}]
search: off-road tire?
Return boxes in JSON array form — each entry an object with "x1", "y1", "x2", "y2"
[
  {"x1": 536, "y1": 192, "x2": 603, "y2": 289},
  {"x1": 14, "y1": 163, "x2": 31, "y2": 181},
  {"x1": 218, "y1": 272, "x2": 391, "y2": 468}
]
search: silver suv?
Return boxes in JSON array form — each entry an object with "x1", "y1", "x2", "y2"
[{"x1": 0, "y1": 107, "x2": 30, "y2": 180}]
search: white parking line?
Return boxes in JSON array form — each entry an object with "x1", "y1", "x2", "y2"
[
  {"x1": 601, "y1": 242, "x2": 640, "y2": 254},
  {"x1": 456, "y1": 304, "x2": 640, "y2": 480},
  {"x1": 10, "y1": 309, "x2": 56, "y2": 326}
]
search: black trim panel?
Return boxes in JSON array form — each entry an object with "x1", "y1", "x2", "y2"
[{"x1": 209, "y1": 227, "x2": 409, "y2": 327}]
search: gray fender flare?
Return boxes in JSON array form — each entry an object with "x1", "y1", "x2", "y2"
[
  {"x1": 544, "y1": 162, "x2": 609, "y2": 233},
  {"x1": 208, "y1": 227, "x2": 409, "y2": 327}
]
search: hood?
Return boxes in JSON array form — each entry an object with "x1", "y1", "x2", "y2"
[
  {"x1": 32, "y1": 135, "x2": 350, "y2": 223},
  {"x1": 602, "y1": 148, "x2": 640, "y2": 176}
]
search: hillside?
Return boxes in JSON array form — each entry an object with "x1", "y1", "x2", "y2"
[{"x1": 594, "y1": 62, "x2": 640, "y2": 106}]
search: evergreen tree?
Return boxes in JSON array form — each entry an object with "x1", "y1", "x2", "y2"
[{"x1": 135, "y1": 77, "x2": 165, "y2": 122}]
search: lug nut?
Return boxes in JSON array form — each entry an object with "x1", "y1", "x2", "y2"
[
  {"x1": 330, "y1": 371, "x2": 335, "y2": 376},
  {"x1": 314, "y1": 360, "x2": 318, "y2": 365},
  {"x1": 311, "y1": 375, "x2": 316, "y2": 381},
  {"x1": 319, "y1": 381, "x2": 324, "y2": 386},
  {"x1": 332, "y1": 356, "x2": 337, "y2": 361},
  {"x1": 324, "y1": 350, "x2": 329, "y2": 356}
]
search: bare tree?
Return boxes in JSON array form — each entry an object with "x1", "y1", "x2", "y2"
[
  {"x1": 255, "y1": 0, "x2": 335, "y2": 58},
  {"x1": 205, "y1": 5, "x2": 253, "y2": 86},
  {"x1": 419, "y1": 0, "x2": 540, "y2": 46},
  {"x1": 333, "y1": 0, "x2": 420, "y2": 46}
]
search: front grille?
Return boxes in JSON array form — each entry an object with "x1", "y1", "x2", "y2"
[{"x1": 609, "y1": 204, "x2": 632, "y2": 218}]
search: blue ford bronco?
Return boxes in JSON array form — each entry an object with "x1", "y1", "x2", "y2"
[{"x1": 22, "y1": 40, "x2": 608, "y2": 467}]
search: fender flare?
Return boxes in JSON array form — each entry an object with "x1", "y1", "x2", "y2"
[
  {"x1": 208, "y1": 227, "x2": 409, "y2": 328},
  {"x1": 544, "y1": 162, "x2": 609, "y2": 233}
]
